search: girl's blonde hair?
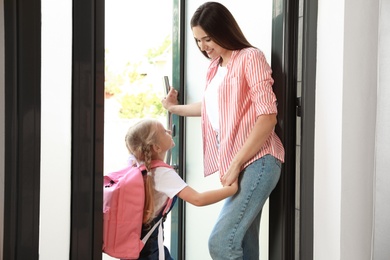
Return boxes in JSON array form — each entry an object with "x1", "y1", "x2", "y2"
[{"x1": 125, "y1": 119, "x2": 160, "y2": 225}]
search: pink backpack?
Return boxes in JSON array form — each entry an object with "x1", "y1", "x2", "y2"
[{"x1": 102, "y1": 160, "x2": 172, "y2": 259}]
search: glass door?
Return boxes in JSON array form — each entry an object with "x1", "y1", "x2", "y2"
[
  {"x1": 103, "y1": 1, "x2": 175, "y2": 259},
  {"x1": 104, "y1": 0, "x2": 173, "y2": 172}
]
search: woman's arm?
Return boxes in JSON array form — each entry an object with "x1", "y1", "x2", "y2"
[
  {"x1": 177, "y1": 181, "x2": 238, "y2": 206},
  {"x1": 168, "y1": 102, "x2": 202, "y2": 117},
  {"x1": 162, "y1": 87, "x2": 202, "y2": 117},
  {"x1": 221, "y1": 114, "x2": 277, "y2": 186}
]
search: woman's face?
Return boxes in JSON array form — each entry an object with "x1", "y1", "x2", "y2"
[{"x1": 192, "y1": 26, "x2": 227, "y2": 60}]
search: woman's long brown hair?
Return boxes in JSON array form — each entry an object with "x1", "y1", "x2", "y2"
[{"x1": 190, "y1": 2, "x2": 253, "y2": 59}]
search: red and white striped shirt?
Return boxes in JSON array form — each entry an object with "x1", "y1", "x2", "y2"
[{"x1": 201, "y1": 47, "x2": 285, "y2": 177}]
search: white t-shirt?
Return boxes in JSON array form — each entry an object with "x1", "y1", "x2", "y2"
[
  {"x1": 204, "y1": 66, "x2": 227, "y2": 133},
  {"x1": 152, "y1": 166, "x2": 187, "y2": 216},
  {"x1": 128, "y1": 156, "x2": 187, "y2": 216}
]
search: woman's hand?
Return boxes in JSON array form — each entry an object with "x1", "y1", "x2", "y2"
[
  {"x1": 162, "y1": 87, "x2": 179, "y2": 112},
  {"x1": 161, "y1": 88, "x2": 202, "y2": 117},
  {"x1": 221, "y1": 161, "x2": 241, "y2": 186},
  {"x1": 221, "y1": 114, "x2": 278, "y2": 186}
]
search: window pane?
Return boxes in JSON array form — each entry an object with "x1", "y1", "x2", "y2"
[{"x1": 103, "y1": 1, "x2": 173, "y2": 259}]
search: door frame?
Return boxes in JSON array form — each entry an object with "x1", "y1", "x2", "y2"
[
  {"x1": 3, "y1": 0, "x2": 42, "y2": 259},
  {"x1": 70, "y1": 0, "x2": 104, "y2": 259},
  {"x1": 169, "y1": 0, "x2": 186, "y2": 259},
  {"x1": 298, "y1": 0, "x2": 317, "y2": 258},
  {"x1": 269, "y1": 0, "x2": 317, "y2": 259},
  {"x1": 269, "y1": 0, "x2": 299, "y2": 258}
]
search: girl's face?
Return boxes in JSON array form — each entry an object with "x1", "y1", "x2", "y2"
[
  {"x1": 192, "y1": 26, "x2": 229, "y2": 60},
  {"x1": 154, "y1": 122, "x2": 175, "y2": 153}
]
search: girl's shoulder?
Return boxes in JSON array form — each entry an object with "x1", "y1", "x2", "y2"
[{"x1": 154, "y1": 166, "x2": 177, "y2": 175}]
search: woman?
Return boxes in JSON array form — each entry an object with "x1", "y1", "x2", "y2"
[{"x1": 162, "y1": 2, "x2": 285, "y2": 259}]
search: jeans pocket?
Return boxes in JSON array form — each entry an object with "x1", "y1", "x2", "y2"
[{"x1": 274, "y1": 157, "x2": 282, "y2": 169}]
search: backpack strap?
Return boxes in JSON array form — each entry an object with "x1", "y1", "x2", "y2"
[
  {"x1": 140, "y1": 197, "x2": 175, "y2": 246},
  {"x1": 140, "y1": 198, "x2": 176, "y2": 260},
  {"x1": 138, "y1": 160, "x2": 171, "y2": 174},
  {"x1": 139, "y1": 217, "x2": 166, "y2": 260},
  {"x1": 150, "y1": 160, "x2": 172, "y2": 169},
  {"x1": 139, "y1": 160, "x2": 175, "y2": 259},
  {"x1": 141, "y1": 217, "x2": 163, "y2": 245},
  {"x1": 157, "y1": 219, "x2": 165, "y2": 260}
]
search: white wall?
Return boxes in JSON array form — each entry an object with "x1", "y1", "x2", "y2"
[
  {"x1": 0, "y1": 0, "x2": 4, "y2": 257},
  {"x1": 373, "y1": 0, "x2": 390, "y2": 258},
  {"x1": 314, "y1": 1, "x2": 343, "y2": 257},
  {"x1": 315, "y1": 0, "x2": 379, "y2": 259},
  {"x1": 184, "y1": 1, "x2": 272, "y2": 259},
  {"x1": 39, "y1": 1, "x2": 72, "y2": 259},
  {"x1": 341, "y1": 0, "x2": 378, "y2": 258}
]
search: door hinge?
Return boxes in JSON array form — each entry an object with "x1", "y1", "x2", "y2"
[{"x1": 296, "y1": 97, "x2": 302, "y2": 117}]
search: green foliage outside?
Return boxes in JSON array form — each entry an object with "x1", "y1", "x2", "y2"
[
  {"x1": 105, "y1": 35, "x2": 171, "y2": 119},
  {"x1": 105, "y1": 64, "x2": 124, "y2": 96},
  {"x1": 145, "y1": 35, "x2": 171, "y2": 63},
  {"x1": 125, "y1": 62, "x2": 147, "y2": 84},
  {"x1": 105, "y1": 62, "x2": 146, "y2": 96},
  {"x1": 119, "y1": 90, "x2": 165, "y2": 119}
]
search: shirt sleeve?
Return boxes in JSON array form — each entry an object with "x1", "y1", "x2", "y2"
[
  {"x1": 245, "y1": 49, "x2": 278, "y2": 115},
  {"x1": 154, "y1": 167, "x2": 188, "y2": 198}
]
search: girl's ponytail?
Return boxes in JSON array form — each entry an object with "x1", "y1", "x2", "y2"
[
  {"x1": 142, "y1": 144, "x2": 155, "y2": 225},
  {"x1": 125, "y1": 119, "x2": 159, "y2": 226}
]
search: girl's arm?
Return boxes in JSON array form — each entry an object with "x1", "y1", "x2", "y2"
[
  {"x1": 177, "y1": 181, "x2": 238, "y2": 207},
  {"x1": 162, "y1": 87, "x2": 201, "y2": 117}
]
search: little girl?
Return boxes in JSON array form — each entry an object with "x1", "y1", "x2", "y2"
[{"x1": 125, "y1": 119, "x2": 238, "y2": 260}]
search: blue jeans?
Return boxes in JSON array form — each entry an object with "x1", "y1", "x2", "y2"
[{"x1": 208, "y1": 155, "x2": 282, "y2": 260}]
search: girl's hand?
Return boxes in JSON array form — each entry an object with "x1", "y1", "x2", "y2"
[
  {"x1": 229, "y1": 179, "x2": 239, "y2": 194},
  {"x1": 222, "y1": 179, "x2": 239, "y2": 196},
  {"x1": 162, "y1": 87, "x2": 179, "y2": 111}
]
